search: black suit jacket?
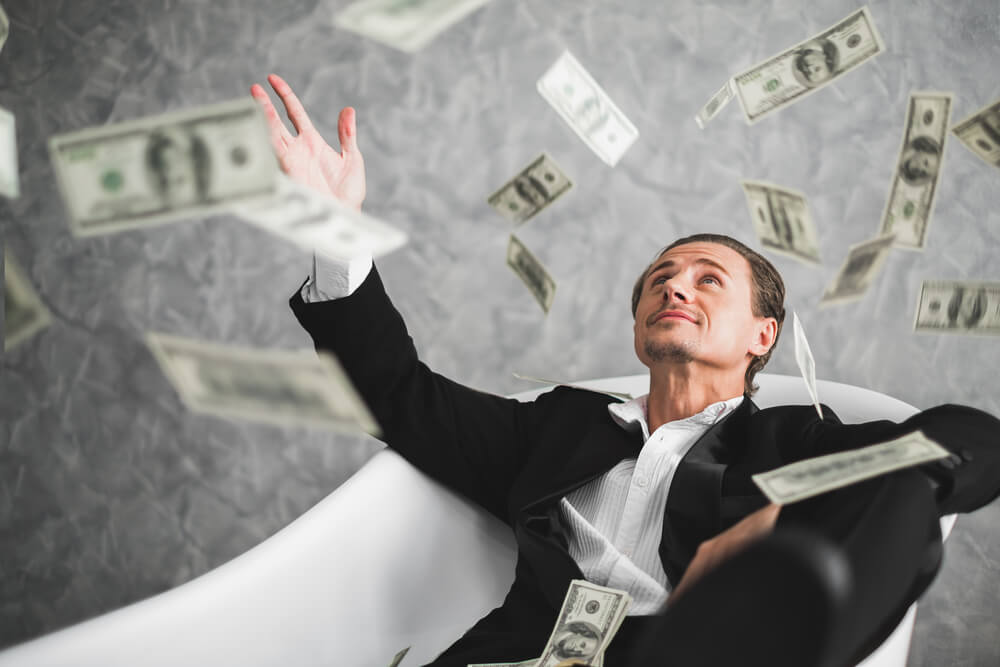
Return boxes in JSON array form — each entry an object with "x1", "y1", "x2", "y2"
[{"x1": 290, "y1": 265, "x2": 1000, "y2": 619}]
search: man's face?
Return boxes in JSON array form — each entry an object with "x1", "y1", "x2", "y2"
[
  {"x1": 799, "y1": 51, "x2": 832, "y2": 83},
  {"x1": 633, "y1": 242, "x2": 774, "y2": 377}
]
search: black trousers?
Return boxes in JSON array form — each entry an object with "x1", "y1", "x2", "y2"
[{"x1": 429, "y1": 469, "x2": 942, "y2": 667}]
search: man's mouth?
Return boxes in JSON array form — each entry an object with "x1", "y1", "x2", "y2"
[{"x1": 649, "y1": 309, "x2": 697, "y2": 325}]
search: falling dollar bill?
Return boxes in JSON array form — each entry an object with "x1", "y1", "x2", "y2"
[
  {"x1": 535, "y1": 580, "x2": 630, "y2": 667},
  {"x1": 512, "y1": 372, "x2": 634, "y2": 402},
  {"x1": 0, "y1": 3, "x2": 8, "y2": 55},
  {"x1": 951, "y1": 98, "x2": 1000, "y2": 171},
  {"x1": 49, "y1": 97, "x2": 278, "y2": 237},
  {"x1": 792, "y1": 312, "x2": 822, "y2": 420},
  {"x1": 741, "y1": 180, "x2": 821, "y2": 265},
  {"x1": 877, "y1": 92, "x2": 952, "y2": 250},
  {"x1": 0, "y1": 105, "x2": 18, "y2": 198},
  {"x1": 488, "y1": 153, "x2": 573, "y2": 225},
  {"x1": 234, "y1": 174, "x2": 407, "y2": 261},
  {"x1": 4, "y1": 250, "x2": 52, "y2": 351},
  {"x1": 818, "y1": 233, "x2": 895, "y2": 307},
  {"x1": 695, "y1": 79, "x2": 736, "y2": 129},
  {"x1": 752, "y1": 430, "x2": 949, "y2": 505},
  {"x1": 913, "y1": 280, "x2": 1000, "y2": 337},
  {"x1": 537, "y1": 51, "x2": 639, "y2": 167},
  {"x1": 145, "y1": 332, "x2": 380, "y2": 435},
  {"x1": 334, "y1": 0, "x2": 490, "y2": 53},
  {"x1": 507, "y1": 235, "x2": 556, "y2": 314},
  {"x1": 733, "y1": 6, "x2": 885, "y2": 124},
  {"x1": 386, "y1": 646, "x2": 410, "y2": 667}
]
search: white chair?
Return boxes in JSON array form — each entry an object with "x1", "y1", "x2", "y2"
[{"x1": 0, "y1": 373, "x2": 956, "y2": 667}]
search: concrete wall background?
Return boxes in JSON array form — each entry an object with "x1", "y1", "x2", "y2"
[{"x1": 0, "y1": 0, "x2": 997, "y2": 663}]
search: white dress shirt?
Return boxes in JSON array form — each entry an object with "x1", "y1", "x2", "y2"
[{"x1": 302, "y1": 253, "x2": 744, "y2": 616}]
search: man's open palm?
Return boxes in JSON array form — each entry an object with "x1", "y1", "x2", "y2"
[{"x1": 250, "y1": 74, "x2": 366, "y2": 211}]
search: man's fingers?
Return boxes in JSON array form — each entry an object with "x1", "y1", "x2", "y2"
[
  {"x1": 251, "y1": 82, "x2": 293, "y2": 151},
  {"x1": 337, "y1": 106, "x2": 359, "y2": 154},
  {"x1": 268, "y1": 73, "x2": 315, "y2": 135}
]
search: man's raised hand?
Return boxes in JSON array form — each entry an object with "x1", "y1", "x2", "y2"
[{"x1": 250, "y1": 74, "x2": 366, "y2": 211}]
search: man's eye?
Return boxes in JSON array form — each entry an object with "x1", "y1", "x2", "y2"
[
  {"x1": 652, "y1": 275, "x2": 667, "y2": 286},
  {"x1": 701, "y1": 275, "x2": 720, "y2": 285}
]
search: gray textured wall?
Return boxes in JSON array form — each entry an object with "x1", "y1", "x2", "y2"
[{"x1": 1, "y1": 0, "x2": 998, "y2": 663}]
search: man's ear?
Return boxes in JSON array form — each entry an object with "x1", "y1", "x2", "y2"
[{"x1": 749, "y1": 317, "x2": 778, "y2": 357}]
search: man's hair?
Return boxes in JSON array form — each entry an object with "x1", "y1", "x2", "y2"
[{"x1": 630, "y1": 233, "x2": 786, "y2": 396}]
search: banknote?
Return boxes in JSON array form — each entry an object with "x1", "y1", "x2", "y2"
[
  {"x1": 4, "y1": 250, "x2": 52, "y2": 351},
  {"x1": 741, "y1": 180, "x2": 820, "y2": 265},
  {"x1": 467, "y1": 660, "x2": 538, "y2": 667},
  {"x1": 951, "y1": 98, "x2": 1000, "y2": 171},
  {"x1": 913, "y1": 280, "x2": 1000, "y2": 337},
  {"x1": 334, "y1": 0, "x2": 490, "y2": 53},
  {"x1": 733, "y1": 6, "x2": 885, "y2": 124},
  {"x1": 488, "y1": 153, "x2": 573, "y2": 225},
  {"x1": 695, "y1": 79, "x2": 735, "y2": 129},
  {"x1": 235, "y1": 174, "x2": 408, "y2": 261},
  {"x1": 537, "y1": 51, "x2": 639, "y2": 167},
  {"x1": 49, "y1": 97, "x2": 278, "y2": 237},
  {"x1": 0, "y1": 105, "x2": 18, "y2": 199},
  {"x1": 0, "y1": 3, "x2": 8, "y2": 55},
  {"x1": 387, "y1": 646, "x2": 410, "y2": 667},
  {"x1": 792, "y1": 312, "x2": 822, "y2": 419},
  {"x1": 507, "y1": 235, "x2": 556, "y2": 314},
  {"x1": 877, "y1": 92, "x2": 952, "y2": 250},
  {"x1": 818, "y1": 233, "x2": 895, "y2": 307},
  {"x1": 145, "y1": 332, "x2": 380, "y2": 435},
  {"x1": 752, "y1": 430, "x2": 949, "y2": 505},
  {"x1": 536, "y1": 580, "x2": 630, "y2": 667},
  {"x1": 512, "y1": 372, "x2": 634, "y2": 402}
]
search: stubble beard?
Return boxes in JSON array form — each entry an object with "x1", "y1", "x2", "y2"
[{"x1": 644, "y1": 337, "x2": 698, "y2": 363}]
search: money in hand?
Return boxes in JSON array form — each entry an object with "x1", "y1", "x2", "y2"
[
  {"x1": 488, "y1": 154, "x2": 573, "y2": 225},
  {"x1": 145, "y1": 332, "x2": 380, "y2": 436},
  {"x1": 235, "y1": 174, "x2": 408, "y2": 261},
  {"x1": 733, "y1": 6, "x2": 885, "y2": 124},
  {"x1": 695, "y1": 79, "x2": 736, "y2": 129},
  {"x1": 334, "y1": 0, "x2": 490, "y2": 53},
  {"x1": 819, "y1": 233, "x2": 895, "y2": 307},
  {"x1": 49, "y1": 97, "x2": 278, "y2": 237},
  {"x1": 951, "y1": 98, "x2": 1000, "y2": 171},
  {"x1": 792, "y1": 312, "x2": 823, "y2": 419},
  {"x1": 741, "y1": 180, "x2": 820, "y2": 265},
  {"x1": 0, "y1": 105, "x2": 18, "y2": 198},
  {"x1": 537, "y1": 51, "x2": 639, "y2": 167},
  {"x1": 752, "y1": 430, "x2": 949, "y2": 505},
  {"x1": 536, "y1": 580, "x2": 630, "y2": 667},
  {"x1": 913, "y1": 280, "x2": 1000, "y2": 337},
  {"x1": 4, "y1": 250, "x2": 52, "y2": 351},
  {"x1": 507, "y1": 235, "x2": 556, "y2": 314},
  {"x1": 878, "y1": 92, "x2": 952, "y2": 250}
]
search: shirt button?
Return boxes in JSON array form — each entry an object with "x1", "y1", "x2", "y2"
[{"x1": 636, "y1": 477, "x2": 648, "y2": 488}]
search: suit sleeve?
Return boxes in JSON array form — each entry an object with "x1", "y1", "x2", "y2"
[{"x1": 289, "y1": 265, "x2": 544, "y2": 524}]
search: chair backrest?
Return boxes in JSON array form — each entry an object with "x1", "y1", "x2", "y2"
[{"x1": 0, "y1": 373, "x2": 951, "y2": 667}]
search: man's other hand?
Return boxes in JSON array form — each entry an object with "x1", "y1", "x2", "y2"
[
  {"x1": 250, "y1": 73, "x2": 366, "y2": 211},
  {"x1": 669, "y1": 502, "x2": 782, "y2": 604}
]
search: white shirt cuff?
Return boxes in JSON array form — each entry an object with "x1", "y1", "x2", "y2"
[{"x1": 301, "y1": 252, "x2": 373, "y2": 303}]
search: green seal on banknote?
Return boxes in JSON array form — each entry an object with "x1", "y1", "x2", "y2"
[{"x1": 101, "y1": 169, "x2": 124, "y2": 192}]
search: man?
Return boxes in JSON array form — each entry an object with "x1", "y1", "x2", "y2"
[{"x1": 251, "y1": 74, "x2": 1000, "y2": 666}]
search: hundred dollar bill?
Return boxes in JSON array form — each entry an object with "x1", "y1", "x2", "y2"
[
  {"x1": 234, "y1": 174, "x2": 407, "y2": 261},
  {"x1": 387, "y1": 646, "x2": 410, "y2": 667},
  {"x1": 741, "y1": 180, "x2": 820, "y2": 265},
  {"x1": 536, "y1": 580, "x2": 630, "y2": 667},
  {"x1": 507, "y1": 235, "x2": 556, "y2": 314},
  {"x1": 512, "y1": 372, "x2": 634, "y2": 401},
  {"x1": 878, "y1": 92, "x2": 952, "y2": 250},
  {"x1": 145, "y1": 332, "x2": 380, "y2": 435},
  {"x1": 49, "y1": 97, "x2": 278, "y2": 237},
  {"x1": 0, "y1": 3, "x2": 8, "y2": 55},
  {"x1": 951, "y1": 98, "x2": 1000, "y2": 171},
  {"x1": 0, "y1": 105, "x2": 18, "y2": 199},
  {"x1": 695, "y1": 79, "x2": 735, "y2": 129},
  {"x1": 334, "y1": 0, "x2": 490, "y2": 53},
  {"x1": 537, "y1": 51, "x2": 639, "y2": 167},
  {"x1": 488, "y1": 153, "x2": 573, "y2": 225},
  {"x1": 4, "y1": 250, "x2": 52, "y2": 351},
  {"x1": 913, "y1": 280, "x2": 1000, "y2": 337},
  {"x1": 818, "y1": 233, "x2": 895, "y2": 307},
  {"x1": 467, "y1": 660, "x2": 538, "y2": 667},
  {"x1": 792, "y1": 312, "x2": 822, "y2": 420},
  {"x1": 752, "y1": 430, "x2": 949, "y2": 505},
  {"x1": 733, "y1": 6, "x2": 885, "y2": 124}
]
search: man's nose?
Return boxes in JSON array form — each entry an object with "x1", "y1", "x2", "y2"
[{"x1": 663, "y1": 279, "x2": 691, "y2": 302}]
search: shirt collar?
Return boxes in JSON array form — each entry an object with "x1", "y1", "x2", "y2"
[{"x1": 607, "y1": 393, "x2": 744, "y2": 441}]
